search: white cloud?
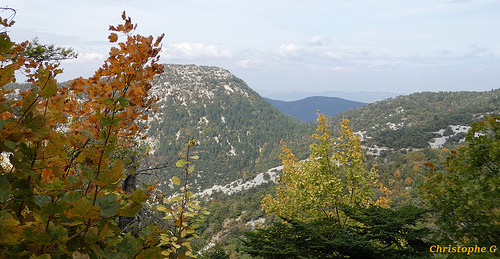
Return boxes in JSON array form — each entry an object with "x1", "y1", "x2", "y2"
[
  {"x1": 307, "y1": 36, "x2": 328, "y2": 46},
  {"x1": 61, "y1": 52, "x2": 106, "y2": 64},
  {"x1": 329, "y1": 66, "x2": 347, "y2": 72},
  {"x1": 163, "y1": 42, "x2": 232, "y2": 59},
  {"x1": 236, "y1": 59, "x2": 266, "y2": 68},
  {"x1": 308, "y1": 64, "x2": 347, "y2": 72},
  {"x1": 278, "y1": 44, "x2": 302, "y2": 57}
]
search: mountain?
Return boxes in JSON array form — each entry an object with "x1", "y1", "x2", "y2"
[
  {"x1": 264, "y1": 96, "x2": 366, "y2": 122},
  {"x1": 263, "y1": 90, "x2": 399, "y2": 103},
  {"x1": 328, "y1": 90, "x2": 500, "y2": 154},
  {"x1": 143, "y1": 64, "x2": 311, "y2": 192}
]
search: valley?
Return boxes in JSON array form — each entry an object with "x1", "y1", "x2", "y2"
[{"x1": 129, "y1": 64, "x2": 499, "y2": 257}]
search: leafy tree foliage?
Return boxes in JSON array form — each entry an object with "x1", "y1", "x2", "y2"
[
  {"x1": 157, "y1": 138, "x2": 208, "y2": 258},
  {"x1": 420, "y1": 115, "x2": 499, "y2": 246},
  {"x1": 262, "y1": 113, "x2": 383, "y2": 224},
  {"x1": 373, "y1": 148, "x2": 449, "y2": 208},
  {"x1": 0, "y1": 11, "x2": 181, "y2": 257},
  {"x1": 242, "y1": 205, "x2": 431, "y2": 258},
  {"x1": 23, "y1": 38, "x2": 78, "y2": 63}
]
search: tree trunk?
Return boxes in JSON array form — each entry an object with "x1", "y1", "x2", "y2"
[{"x1": 118, "y1": 155, "x2": 137, "y2": 232}]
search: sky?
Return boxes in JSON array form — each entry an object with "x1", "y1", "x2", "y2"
[{"x1": 3, "y1": 0, "x2": 500, "y2": 101}]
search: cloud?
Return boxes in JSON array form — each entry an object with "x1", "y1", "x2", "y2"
[
  {"x1": 308, "y1": 64, "x2": 348, "y2": 72},
  {"x1": 61, "y1": 52, "x2": 106, "y2": 64},
  {"x1": 328, "y1": 66, "x2": 347, "y2": 72},
  {"x1": 278, "y1": 44, "x2": 302, "y2": 58},
  {"x1": 307, "y1": 36, "x2": 328, "y2": 46},
  {"x1": 163, "y1": 42, "x2": 232, "y2": 59},
  {"x1": 236, "y1": 59, "x2": 266, "y2": 68}
]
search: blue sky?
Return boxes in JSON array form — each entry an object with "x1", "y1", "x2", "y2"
[{"x1": 3, "y1": 0, "x2": 500, "y2": 100}]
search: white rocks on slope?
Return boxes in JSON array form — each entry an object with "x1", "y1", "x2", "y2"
[{"x1": 197, "y1": 165, "x2": 282, "y2": 197}]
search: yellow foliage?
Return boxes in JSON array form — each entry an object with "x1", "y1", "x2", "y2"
[{"x1": 262, "y1": 113, "x2": 380, "y2": 225}]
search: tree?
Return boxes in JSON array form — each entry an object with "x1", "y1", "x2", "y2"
[
  {"x1": 157, "y1": 138, "x2": 208, "y2": 258},
  {"x1": 420, "y1": 115, "x2": 499, "y2": 246},
  {"x1": 23, "y1": 38, "x2": 78, "y2": 63},
  {"x1": 0, "y1": 11, "x2": 169, "y2": 257},
  {"x1": 242, "y1": 205, "x2": 431, "y2": 258},
  {"x1": 262, "y1": 113, "x2": 383, "y2": 225}
]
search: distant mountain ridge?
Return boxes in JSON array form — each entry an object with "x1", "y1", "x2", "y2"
[
  {"x1": 265, "y1": 96, "x2": 366, "y2": 122},
  {"x1": 263, "y1": 90, "x2": 399, "y2": 103}
]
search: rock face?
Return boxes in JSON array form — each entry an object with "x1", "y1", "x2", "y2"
[{"x1": 142, "y1": 64, "x2": 308, "y2": 192}]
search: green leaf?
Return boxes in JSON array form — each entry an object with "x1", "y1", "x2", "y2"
[
  {"x1": 22, "y1": 91, "x2": 37, "y2": 113},
  {"x1": 0, "y1": 64, "x2": 14, "y2": 86},
  {"x1": 103, "y1": 98, "x2": 114, "y2": 109},
  {"x1": 0, "y1": 175, "x2": 11, "y2": 203},
  {"x1": 188, "y1": 138, "x2": 197, "y2": 147},
  {"x1": 172, "y1": 176, "x2": 181, "y2": 186},
  {"x1": 176, "y1": 159, "x2": 186, "y2": 168},
  {"x1": 34, "y1": 195, "x2": 51, "y2": 207},
  {"x1": 41, "y1": 200, "x2": 69, "y2": 217},
  {"x1": 47, "y1": 221, "x2": 68, "y2": 242},
  {"x1": 40, "y1": 78, "x2": 57, "y2": 98},
  {"x1": 117, "y1": 96, "x2": 129, "y2": 107},
  {"x1": 157, "y1": 205, "x2": 170, "y2": 213},
  {"x1": 97, "y1": 160, "x2": 124, "y2": 187},
  {"x1": 130, "y1": 189, "x2": 147, "y2": 203},
  {"x1": 0, "y1": 33, "x2": 14, "y2": 54},
  {"x1": 84, "y1": 227, "x2": 99, "y2": 244},
  {"x1": 120, "y1": 203, "x2": 142, "y2": 217},
  {"x1": 100, "y1": 116, "x2": 122, "y2": 127},
  {"x1": 187, "y1": 165, "x2": 195, "y2": 174},
  {"x1": 117, "y1": 235, "x2": 141, "y2": 256},
  {"x1": 95, "y1": 194, "x2": 120, "y2": 217}
]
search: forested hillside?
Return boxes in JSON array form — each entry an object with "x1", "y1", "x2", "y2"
[
  {"x1": 142, "y1": 64, "x2": 311, "y2": 192},
  {"x1": 330, "y1": 90, "x2": 499, "y2": 151}
]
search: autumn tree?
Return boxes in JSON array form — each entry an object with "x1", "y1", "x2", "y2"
[
  {"x1": 262, "y1": 113, "x2": 384, "y2": 225},
  {"x1": 0, "y1": 11, "x2": 171, "y2": 257},
  {"x1": 420, "y1": 115, "x2": 499, "y2": 246}
]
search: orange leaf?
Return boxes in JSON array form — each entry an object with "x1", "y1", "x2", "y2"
[
  {"x1": 108, "y1": 33, "x2": 118, "y2": 43},
  {"x1": 41, "y1": 168, "x2": 55, "y2": 181}
]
